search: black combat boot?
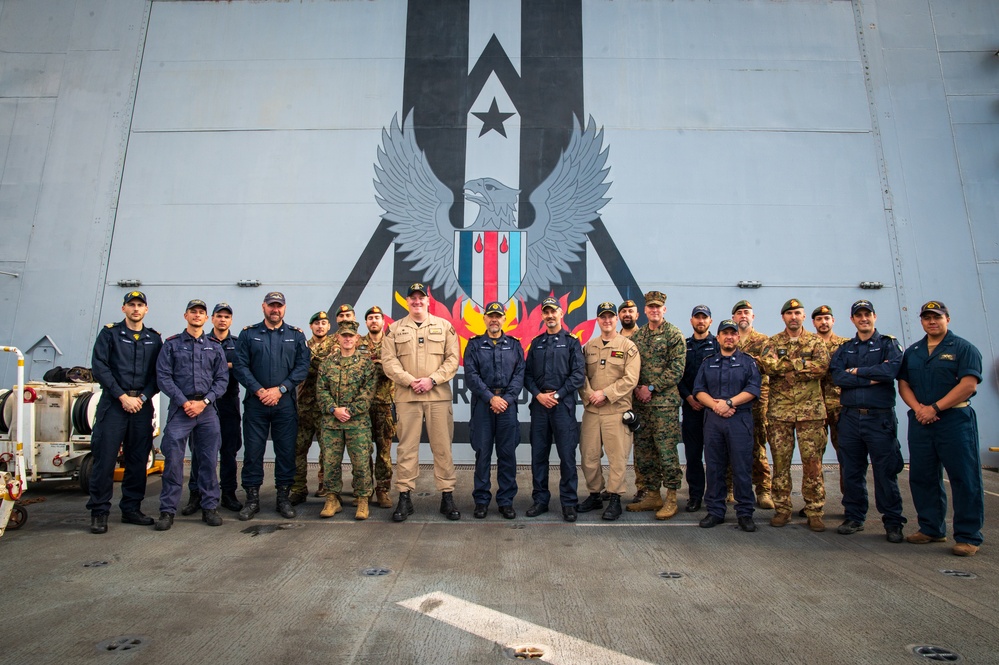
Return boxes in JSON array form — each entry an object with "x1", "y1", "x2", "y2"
[
  {"x1": 239, "y1": 487, "x2": 260, "y2": 521},
  {"x1": 439, "y1": 491, "x2": 461, "y2": 520},
  {"x1": 154, "y1": 512, "x2": 174, "y2": 531},
  {"x1": 202, "y1": 508, "x2": 223, "y2": 527},
  {"x1": 275, "y1": 486, "x2": 297, "y2": 519},
  {"x1": 577, "y1": 493, "x2": 603, "y2": 513},
  {"x1": 220, "y1": 491, "x2": 243, "y2": 512},
  {"x1": 392, "y1": 491, "x2": 414, "y2": 522},
  {"x1": 180, "y1": 490, "x2": 202, "y2": 516},
  {"x1": 601, "y1": 494, "x2": 622, "y2": 521},
  {"x1": 90, "y1": 513, "x2": 108, "y2": 534}
]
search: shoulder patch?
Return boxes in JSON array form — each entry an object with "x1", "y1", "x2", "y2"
[
  {"x1": 289, "y1": 325, "x2": 303, "y2": 333},
  {"x1": 105, "y1": 323, "x2": 115, "y2": 328},
  {"x1": 627, "y1": 346, "x2": 638, "y2": 357},
  {"x1": 242, "y1": 325, "x2": 251, "y2": 331},
  {"x1": 146, "y1": 327, "x2": 159, "y2": 335},
  {"x1": 166, "y1": 334, "x2": 180, "y2": 341},
  {"x1": 883, "y1": 334, "x2": 896, "y2": 340}
]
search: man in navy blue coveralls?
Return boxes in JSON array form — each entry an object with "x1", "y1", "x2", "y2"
[
  {"x1": 524, "y1": 296, "x2": 586, "y2": 522},
  {"x1": 86, "y1": 291, "x2": 163, "y2": 535},
  {"x1": 693, "y1": 319, "x2": 761, "y2": 532},
  {"x1": 154, "y1": 299, "x2": 229, "y2": 530},
  {"x1": 829, "y1": 299, "x2": 906, "y2": 542},
  {"x1": 464, "y1": 301, "x2": 525, "y2": 520},
  {"x1": 233, "y1": 291, "x2": 310, "y2": 521},
  {"x1": 182, "y1": 302, "x2": 243, "y2": 515},
  {"x1": 898, "y1": 300, "x2": 984, "y2": 557}
]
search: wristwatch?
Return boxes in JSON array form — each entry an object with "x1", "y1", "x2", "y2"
[
  {"x1": 725, "y1": 399, "x2": 733, "y2": 408},
  {"x1": 648, "y1": 384, "x2": 656, "y2": 393},
  {"x1": 279, "y1": 385, "x2": 287, "y2": 394},
  {"x1": 139, "y1": 394, "x2": 147, "y2": 404},
  {"x1": 553, "y1": 392, "x2": 560, "y2": 400},
  {"x1": 203, "y1": 397, "x2": 211, "y2": 405}
]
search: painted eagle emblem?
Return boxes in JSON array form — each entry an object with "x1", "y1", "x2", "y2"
[{"x1": 373, "y1": 111, "x2": 611, "y2": 304}]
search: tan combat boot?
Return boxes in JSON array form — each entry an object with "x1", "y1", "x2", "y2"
[
  {"x1": 807, "y1": 515, "x2": 826, "y2": 532},
  {"x1": 355, "y1": 497, "x2": 369, "y2": 521},
  {"x1": 655, "y1": 489, "x2": 678, "y2": 520},
  {"x1": 756, "y1": 492, "x2": 775, "y2": 509},
  {"x1": 770, "y1": 511, "x2": 791, "y2": 527},
  {"x1": 626, "y1": 490, "x2": 663, "y2": 512},
  {"x1": 375, "y1": 488, "x2": 392, "y2": 508},
  {"x1": 319, "y1": 494, "x2": 342, "y2": 518}
]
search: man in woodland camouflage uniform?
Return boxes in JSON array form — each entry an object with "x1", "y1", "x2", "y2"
[
  {"x1": 289, "y1": 311, "x2": 336, "y2": 505},
  {"x1": 628, "y1": 290, "x2": 686, "y2": 520},
  {"x1": 316, "y1": 321, "x2": 377, "y2": 520},
  {"x1": 359, "y1": 305, "x2": 395, "y2": 508},
  {"x1": 761, "y1": 299, "x2": 830, "y2": 532}
]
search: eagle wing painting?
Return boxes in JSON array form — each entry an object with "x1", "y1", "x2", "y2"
[{"x1": 374, "y1": 111, "x2": 611, "y2": 304}]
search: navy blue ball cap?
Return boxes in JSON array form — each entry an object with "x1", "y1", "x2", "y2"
[
  {"x1": 717, "y1": 319, "x2": 738, "y2": 333},
  {"x1": 691, "y1": 305, "x2": 712, "y2": 318},
  {"x1": 920, "y1": 300, "x2": 948, "y2": 317},
  {"x1": 123, "y1": 291, "x2": 147, "y2": 305},
  {"x1": 851, "y1": 300, "x2": 875, "y2": 316},
  {"x1": 597, "y1": 302, "x2": 617, "y2": 316}
]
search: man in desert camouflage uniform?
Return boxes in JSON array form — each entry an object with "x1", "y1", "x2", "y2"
[
  {"x1": 359, "y1": 305, "x2": 395, "y2": 508},
  {"x1": 289, "y1": 311, "x2": 336, "y2": 505},
  {"x1": 731, "y1": 300, "x2": 774, "y2": 508},
  {"x1": 761, "y1": 299, "x2": 830, "y2": 532},
  {"x1": 812, "y1": 305, "x2": 850, "y2": 498},
  {"x1": 316, "y1": 321, "x2": 377, "y2": 520},
  {"x1": 628, "y1": 290, "x2": 686, "y2": 520}
]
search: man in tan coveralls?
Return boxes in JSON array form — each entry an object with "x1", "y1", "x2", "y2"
[
  {"x1": 381, "y1": 283, "x2": 461, "y2": 522},
  {"x1": 761, "y1": 299, "x2": 830, "y2": 532},
  {"x1": 578, "y1": 302, "x2": 641, "y2": 521}
]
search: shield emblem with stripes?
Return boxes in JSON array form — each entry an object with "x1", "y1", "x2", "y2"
[{"x1": 454, "y1": 230, "x2": 527, "y2": 308}]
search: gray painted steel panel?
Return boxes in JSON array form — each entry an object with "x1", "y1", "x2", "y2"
[
  {"x1": 0, "y1": 0, "x2": 996, "y2": 462},
  {"x1": 0, "y1": 0, "x2": 148, "y2": 383}
]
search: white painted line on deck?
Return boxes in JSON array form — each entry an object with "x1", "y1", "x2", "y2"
[{"x1": 397, "y1": 591, "x2": 655, "y2": 665}]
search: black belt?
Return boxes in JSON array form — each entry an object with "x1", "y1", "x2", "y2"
[
  {"x1": 125, "y1": 390, "x2": 142, "y2": 398},
  {"x1": 187, "y1": 393, "x2": 206, "y2": 401},
  {"x1": 847, "y1": 407, "x2": 893, "y2": 415},
  {"x1": 490, "y1": 388, "x2": 508, "y2": 395}
]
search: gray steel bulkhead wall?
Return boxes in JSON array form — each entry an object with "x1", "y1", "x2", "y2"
[{"x1": 0, "y1": 0, "x2": 995, "y2": 461}]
